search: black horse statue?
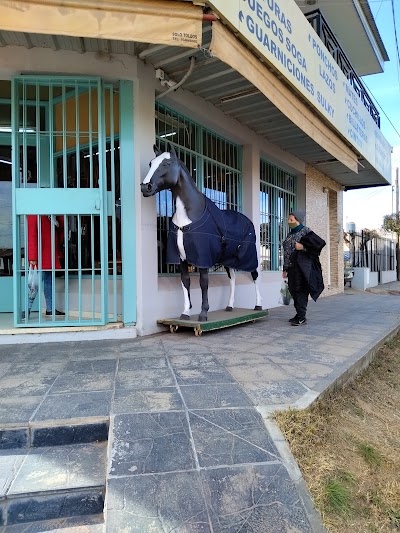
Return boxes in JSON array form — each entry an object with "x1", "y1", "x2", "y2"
[{"x1": 141, "y1": 145, "x2": 262, "y2": 321}]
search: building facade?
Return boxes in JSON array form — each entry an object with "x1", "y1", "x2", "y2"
[{"x1": 0, "y1": 0, "x2": 391, "y2": 336}]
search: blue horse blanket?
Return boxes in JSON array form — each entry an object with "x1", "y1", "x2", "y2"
[{"x1": 167, "y1": 197, "x2": 258, "y2": 271}]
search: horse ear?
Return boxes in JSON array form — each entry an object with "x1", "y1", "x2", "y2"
[
  {"x1": 153, "y1": 144, "x2": 163, "y2": 157},
  {"x1": 169, "y1": 144, "x2": 177, "y2": 159}
]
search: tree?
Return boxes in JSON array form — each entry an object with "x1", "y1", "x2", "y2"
[
  {"x1": 383, "y1": 214, "x2": 400, "y2": 279},
  {"x1": 383, "y1": 214, "x2": 400, "y2": 236}
]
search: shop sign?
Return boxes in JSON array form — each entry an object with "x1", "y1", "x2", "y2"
[{"x1": 207, "y1": 0, "x2": 391, "y2": 182}]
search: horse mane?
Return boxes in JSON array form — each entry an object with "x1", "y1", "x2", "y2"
[{"x1": 177, "y1": 159, "x2": 198, "y2": 186}]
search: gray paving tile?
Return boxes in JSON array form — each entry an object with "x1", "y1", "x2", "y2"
[
  {"x1": 161, "y1": 341, "x2": 213, "y2": 356},
  {"x1": 0, "y1": 362, "x2": 12, "y2": 378},
  {"x1": 110, "y1": 412, "x2": 195, "y2": 476},
  {"x1": 189, "y1": 409, "x2": 279, "y2": 467},
  {"x1": 106, "y1": 471, "x2": 211, "y2": 532},
  {"x1": 62, "y1": 359, "x2": 117, "y2": 374},
  {"x1": 213, "y1": 351, "x2": 269, "y2": 366},
  {"x1": 116, "y1": 339, "x2": 166, "y2": 357},
  {"x1": 115, "y1": 368, "x2": 175, "y2": 390},
  {"x1": 49, "y1": 373, "x2": 114, "y2": 394},
  {"x1": 0, "y1": 375, "x2": 55, "y2": 398},
  {"x1": 0, "y1": 397, "x2": 43, "y2": 425},
  {"x1": 202, "y1": 464, "x2": 313, "y2": 532},
  {"x1": 118, "y1": 357, "x2": 168, "y2": 371},
  {"x1": 174, "y1": 366, "x2": 235, "y2": 385},
  {"x1": 32, "y1": 391, "x2": 113, "y2": 422},
  {"x1": 8, "y1": 442, "x2": 107, "y2": 495},
  {"x1": 0, "y1": 450, "x2": 27, "y2": 497},
  {"x1": 226, "y1": 363, "x2": 289, "y2": 383},
  {"x1": 3, "y1": 363, "x2": 64, "y2": 377},
  {"x1": 239, "y1": 380, "x2": 308, "y2": 405},
  {"x1": 3, "y1": 514, "x2": 104, "y2": 532},
  {"x1": 112, "y1": 387, "x2": 184, "y2": 414},
  {"x1": 180, "y1": 383, "x2": 253, "y2": 409},
  {"x1": 168, "y1": 354, "x2": 220, "y2": 368}
]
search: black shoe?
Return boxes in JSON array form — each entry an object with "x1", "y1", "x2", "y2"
[
  {"x1": 288, "y1": 315, "x2": 298, "y2": 323},
  {"x1": 291, "y1": 317, "x2": 307, "y2": 326},
  {"x1": 46, "y1": 310, "x2": 65, "y2": 316}
]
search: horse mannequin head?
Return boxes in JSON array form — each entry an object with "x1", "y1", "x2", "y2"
[
  {"x1": 141, "y1": 145, "x2": 206, "y2": 225},
  {"x1": 141, "y1": 145, "x2": 262, "y2": 322}
]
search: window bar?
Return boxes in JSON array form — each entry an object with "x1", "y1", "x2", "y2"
[
  {"x1": 37, "y1": 214, "x2": 43, "y2": 324},
  {"x1": 108, "y1": 85, "x2": 117, "y2": 321},
  {"x1": 62, "y1": 82, "x2": 67, "y2": 189},
  {"x1": 23, "y1": 215, "x2": 29, "y2": 323},
  {"x1": 75, "y1": 82, "x2": 81, "y2": 189},
  {"x1": 64, "y1": 214, "x2": 69, "y2": 322},
  {"x1": 36, "y1": 82, "x2": 41, "y2": 191},
  {"x1": 89, "y1": 86, "x2": 93, "y2": 188},
  {"x1": 98, "y1": 81, "x2": 107, "y2": 323},
  {"x1": 49, "y1": 84, "x2": 54, "y2": 189},
  {"x1": 91, "y1": 214, "x2": 95, "y2": 321},
  {"x1": 78, "y1": 215, "x2": 82, "y2": 322},
  {"x1": 49, "y1": 213, "x2": 55, "y2": 321},
  {"x1": 22, "y1": 81, "x2": 27, "y2": 188}
]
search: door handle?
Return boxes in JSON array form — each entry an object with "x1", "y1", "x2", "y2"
[{"x1": 95, "y1": 198, "x2": 101, "y2": 210}]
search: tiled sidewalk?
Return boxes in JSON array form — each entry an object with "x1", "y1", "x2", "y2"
[{"x1": 1, "y1": 288, "x2": 400, "y2": 532}]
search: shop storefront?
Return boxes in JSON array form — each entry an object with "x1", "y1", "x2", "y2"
[{"x1": 0, "y1": 0, "x2": 391, "y2": 336}]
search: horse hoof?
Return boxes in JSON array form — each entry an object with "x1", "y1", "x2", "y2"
[
  {"x1": 254, "y1": 306, "x2": 262, "y2": 311},
  {"x1": 198, "y1": 315, "x2": 208, "y2": 322},
  {"x1": 225, "y1": 306, "x2": 233, "y2": 312},
  {"x1": 180, "y1": 314, "x2": 190, "y2": 320}
]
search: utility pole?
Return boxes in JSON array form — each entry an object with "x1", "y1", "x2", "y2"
[{"x1": 397, "y1": 168, "x2": 399, "y2": 279}]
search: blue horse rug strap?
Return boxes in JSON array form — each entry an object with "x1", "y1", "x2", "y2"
[{"x1": 167, "y1": 197, "x2": 259, "y2": 272}]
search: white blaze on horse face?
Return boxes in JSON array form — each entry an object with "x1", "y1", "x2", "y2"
[{"x1": 142, "y1": 152, "x2": 171, "y2": 184}]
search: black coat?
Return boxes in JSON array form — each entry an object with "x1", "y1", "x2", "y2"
[{"x1": 290, "y1": 231, "x2": 326, "y2": 301}]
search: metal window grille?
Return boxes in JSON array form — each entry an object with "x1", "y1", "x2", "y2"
[
  {"x1": 155, "y1": 102, "x2": 242, "y2": 274},
  {"x1": 259, "y1": 159, "x2": 297, "y2": 271}
]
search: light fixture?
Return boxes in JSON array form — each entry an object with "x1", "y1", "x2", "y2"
[
  {"x1": 323, "y1": 187, "x2": 329, "y2": 193},
  {"x1": 306, "y1": 0, "x2": 317, "y2": 5},
  {"x1": 159, "y1": 132, "x2": 177, "y2": 138}
]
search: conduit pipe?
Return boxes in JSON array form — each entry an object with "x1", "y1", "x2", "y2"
[{"x1": 156, "y1": 56, "x2": 196, "y2": 100}]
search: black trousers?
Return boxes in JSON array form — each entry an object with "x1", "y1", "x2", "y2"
[{"x1": 287, "y1": 267, "x2": 309, "y2": 320}]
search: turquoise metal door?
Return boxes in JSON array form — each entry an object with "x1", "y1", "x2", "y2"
[{"x1": 12, "y1": 76, "x2": 116, "y2": 327}]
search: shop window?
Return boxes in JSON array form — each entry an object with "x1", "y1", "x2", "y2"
[
  {"x1": 155, "y1": 102, "x2": 242, "y2": 274},
  {"x1": 259, "y1": 159, "x2": 297, "y2": 271}
]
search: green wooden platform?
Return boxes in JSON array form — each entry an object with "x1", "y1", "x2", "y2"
[{"x1": 157, "y1": 308, "x2": 269, "y2": 336}]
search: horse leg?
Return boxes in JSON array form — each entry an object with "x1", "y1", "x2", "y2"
[
  {"x1": 180, "y1": 260, "x2": 192, "y2": 320},
  {"x1": 224, "y1": 267, "x2": 236, "y2": 311},
  {"x1": 251, "y1": 269, "x2": 262, "y2": 310},
  {"x1": 198, "y1": 268, "x2": 209, "y2": 322}
]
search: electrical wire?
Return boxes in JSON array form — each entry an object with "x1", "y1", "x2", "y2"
[
  {"x1": 362, "y1": 78, "x2": 400, "y2": 142},
  {"x1": 391, "y1": 0, "x2": 400, "y2": 85}
]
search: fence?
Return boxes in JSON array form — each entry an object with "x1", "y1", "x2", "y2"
[{"x1": 346, "y1": 231, "x2": 396, "y2": 273}]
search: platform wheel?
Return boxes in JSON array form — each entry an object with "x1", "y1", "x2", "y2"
[
  {"x1": 170, "y1": 325, "x2": 179, "y2": 333},
  {"x1": 194, "y1": 325, "x2": 202, "y2": 337}
]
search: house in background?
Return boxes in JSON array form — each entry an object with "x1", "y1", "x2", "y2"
[{"x1": 0, "y1": 0, "x2": 392, "y2": 336}]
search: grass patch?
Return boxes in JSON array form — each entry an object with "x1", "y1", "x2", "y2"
[
  {"x1": 324, "y1": 477, "x2": 352, "y2": 514},
  {"x1": 275, "y1": 333, "x2": 400, "y2": 533},
  {"x1": 357, "y1": 443, "x2": 382, "y2": 468}
]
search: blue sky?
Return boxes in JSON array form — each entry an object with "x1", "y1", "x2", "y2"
[{"x1": 343, "y1": 0, "x2": 400, "y2": 230}]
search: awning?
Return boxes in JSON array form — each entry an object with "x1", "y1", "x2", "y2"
[
  {"x1": 0, "y1": 0, "x2": 203, "y2": 48},
  {"x1": 210, "y1": 21, "x2": 360, "y2": 174}
]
